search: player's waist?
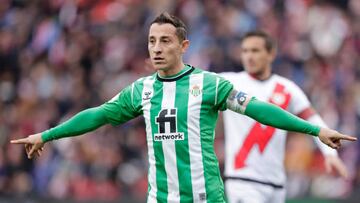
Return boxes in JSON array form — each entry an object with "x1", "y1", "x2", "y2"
[{"x1": 224, "y1": 176, "x2": 284, "y2": 189}]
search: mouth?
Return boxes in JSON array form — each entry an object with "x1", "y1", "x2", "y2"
[
  {"x1": 153, "y1": 57, "x2": 165, "y2": 64},
  {"x1": 246, "y1": 62, "x2": 256, "y2": 68}
]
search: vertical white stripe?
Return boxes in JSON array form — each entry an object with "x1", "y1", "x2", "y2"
[
  {"x1": 161, "y1": 82, "x2": 180, "y2": 203},
  {"x1": 215, "y1": 77, "x2": 220, "y2": 106},
  {"x1": 188, "y1": 73, "x2": 207, "y2": 203},
  {"x1": 142, "y1": 77, "x2": 157, "y2": 201}
]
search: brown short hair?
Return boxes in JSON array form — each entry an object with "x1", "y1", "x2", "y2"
[
  {"x1": 241, "y1": 30, "x2": 276, "y2": 52},
  {"x1": 151, "y1": 12, "x2": 187, "y2": 42}
]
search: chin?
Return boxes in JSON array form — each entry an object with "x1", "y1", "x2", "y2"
[
  {"x1": 245, "y1": 67, "x2": 260, "y2": 74},
  {"x1": 153, "y1": 64, "x2": 168, "y2": 71}
]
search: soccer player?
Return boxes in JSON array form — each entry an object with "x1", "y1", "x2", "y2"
[
  {"x1": 220, "y1": 31, "x2": 350, "y2": 203},
  {"x1": 11, "y1": 13, "x2": 356, "y2": 203}
]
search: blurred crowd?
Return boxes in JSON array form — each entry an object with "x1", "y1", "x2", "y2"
[{"x1": 0, "y1": 0, "x2": 359, "y2": 201}]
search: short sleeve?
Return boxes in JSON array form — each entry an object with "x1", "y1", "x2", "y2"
[
  {"x1": 101, "y1": 85, "x2": 142, "y2": 125},
  {"x1": 216, "y1": 76, "x2": 234, "y2": 111},
  {"x1": 287, "y1": 82, "x2": 311, "y2": 115}
]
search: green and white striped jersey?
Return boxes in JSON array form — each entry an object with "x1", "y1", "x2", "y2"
[{"x1": 102, "y1": 65, "x2": 233, "y2": 203}]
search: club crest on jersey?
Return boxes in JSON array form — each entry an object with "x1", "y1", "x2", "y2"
[{"x1": 190, "y1": 85, "x2": 202, "y2": 97}]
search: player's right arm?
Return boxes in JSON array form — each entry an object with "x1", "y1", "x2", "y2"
[
  {"x1": 226, "y1": 89, "x2": 357, "y2": 149},
  {"x1": 11, "y1": 85, "x2": 141, "y2": 159}
]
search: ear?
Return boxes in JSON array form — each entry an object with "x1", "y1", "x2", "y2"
[
  {"x1": 269, "y1": 47, "x2": 277, "y2": 61},
  {"x1": 181, "y1": 39, "x2": 190, "y2": 54}
]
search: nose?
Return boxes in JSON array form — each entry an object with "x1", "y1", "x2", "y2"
[
  {"x1": 153, "y1": 42, "x2": 162, "y2": 54},
  {"x1": 243, "y1": 52, "x2": 253, "y2": 61}
]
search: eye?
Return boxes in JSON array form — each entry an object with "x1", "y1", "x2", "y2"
[
  {"x1": 162, "y1": 38, "x2": 170, "y2": 43},
  {"x1": 149, "y1": 38, "x2": 155, "y2": 44}
]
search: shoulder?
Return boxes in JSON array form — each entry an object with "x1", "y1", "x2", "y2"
[
  {"x1": 190, "y1": 67, "x2": 231, "y2": 79},
  {"x1": 132, "y1": 74, "x2": 156, "y2": 86},
  {"x1": 199, "y1": 69, "x2": 231, "y2": 82},
  {"x1": 217, "y1": 71, "x2": 247, "y2": 83},
  {"x1": 272, "y1": 74, "x2": 298, "y2": 87},
  {"x1": 218, "y1": 71, "x2": 243, "y2": 77},
  {"x1": 272, "y1": 74, "x2": 304, "y2": 93}
]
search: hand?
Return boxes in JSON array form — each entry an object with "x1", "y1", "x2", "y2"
[
  {"x1": 10, "y1": 133, "x2": 45, "y2": 159},
  {"x1": 318, "y1": 128, "x2": 357, "y2": 149},
  {"x1": 324, "y1": 155, "x2": 349, "y2": 179}
]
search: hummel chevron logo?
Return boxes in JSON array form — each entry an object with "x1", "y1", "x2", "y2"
[{"x1": 143, "y1": 91, "x2": 152, "y2": 100}]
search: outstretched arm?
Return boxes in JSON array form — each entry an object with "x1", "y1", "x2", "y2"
[
  {"x1": 11, "y1": 106, "x2": 109, "y2": 159},
  {"x1": 41, "y1": 107, "x2": 109, "y2": 142},
  {"x1": 11, "y1": 84, "x2": 142, "y2": 159},
  {"x1": 226, "y1": 89, "x2": 357, "y2": 149}
]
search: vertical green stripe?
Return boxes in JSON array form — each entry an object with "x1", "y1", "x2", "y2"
[
  {"x1": 150, "y1": 80, "x2": 168, "y2": 202},
  {"x1": 175, "y1": 77, "x2": 193, "y2": 203},
  {"x1": 200, "y1": 73, "x2": 226, "y2": 202}
]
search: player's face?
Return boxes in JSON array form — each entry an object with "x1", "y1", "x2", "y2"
[
  {"x1": 240, "y1": 36, "x2": 275, "y2": 76},
  {"x1": 148, "y1": 23, "x2": 188, "y2": 73}
]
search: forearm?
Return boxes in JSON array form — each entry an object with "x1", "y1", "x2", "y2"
[
  {"x1": 41, "y1": 106, "x2": 109, "y2": 142},
  {"x1": 244, "y1": 98, "x2": 320, "y2": 136}
]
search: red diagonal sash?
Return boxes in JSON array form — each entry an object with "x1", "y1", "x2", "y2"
[{"x1": 234, "y1": 83, "x2": 291, "y2": 169}]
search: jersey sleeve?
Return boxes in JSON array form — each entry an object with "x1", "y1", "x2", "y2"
[
  {"x1": 215, "y1": 76, "x2": 234, "y2": 111},
  {"x1": 287, "y1": 81, "x2": 312, "y2": 115},
  {"x1": 101, "y1": 84, "x2": 142, "y2": 125}
]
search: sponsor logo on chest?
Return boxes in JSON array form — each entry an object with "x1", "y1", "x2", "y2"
[{"x1": 154, "y1": 108, "x2": 184, "y2": 141}]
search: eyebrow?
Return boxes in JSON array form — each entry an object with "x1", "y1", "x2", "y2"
[{"x1": 148, "y1": 35, "x2": 172, "y2": 40}]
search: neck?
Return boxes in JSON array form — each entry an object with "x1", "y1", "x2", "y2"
[
  {"x1": 158, "y1": 62, "x2": 185, "y2": 77},
  {"x1": 249, "y1": 66, "x2": 272, "y2": 81}
]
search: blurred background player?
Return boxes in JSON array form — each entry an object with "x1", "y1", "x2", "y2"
[{"x1": 220, "y1": 31, "x2": 349, "y2": 203}]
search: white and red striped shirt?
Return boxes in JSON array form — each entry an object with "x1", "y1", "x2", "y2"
[{"x1": 220, "y1": 71, "x2": 336, "y2": 185}]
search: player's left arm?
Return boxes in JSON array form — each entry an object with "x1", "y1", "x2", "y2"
[{"x1": 225, "y1": 89, "x2": 357, "y2": 149}]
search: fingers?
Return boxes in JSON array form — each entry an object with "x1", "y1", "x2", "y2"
[
  {"x1": 24, "y1": 144, "x2": 31, "y2": 155},
  {"x1": 28, "y1": 145, "x2": 41, "y2": 159},
  {"x1": 10, "y1": 138, "x2": 28, "y2": 144},
  {"x1": 326, "y1": 141, "x2": 339, "y2": 149},
  {"x1": 327, "y1": 134, "x2": 355, "y2": 149},
  {"x1": 330, "y1": 144, "x2": 339, "y2": 150},
  {"x1": 27, "y1": 146, "x2": 44, "y2": 159},
  {"x1": 37, "y1": 147, "x2": 44, "y2": 157},
  {"x1": 325, "y1": 137, "x2": 343, "y2": 149},
  {"x1": 332, "y1": 139, "x2": 341, "y2": 148},
  {"x1": 36, "y1": 150, "x2": 42, "y2": 157},
  {"x1": 10, "y1": 134, "x2": 45, "y2": 159},
  {"x1": 319, "y1": 129, "x2": 357, "y2": 149},
  {"x1": 338, "y1": 134, "x2": 357, "y2": 141}
]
